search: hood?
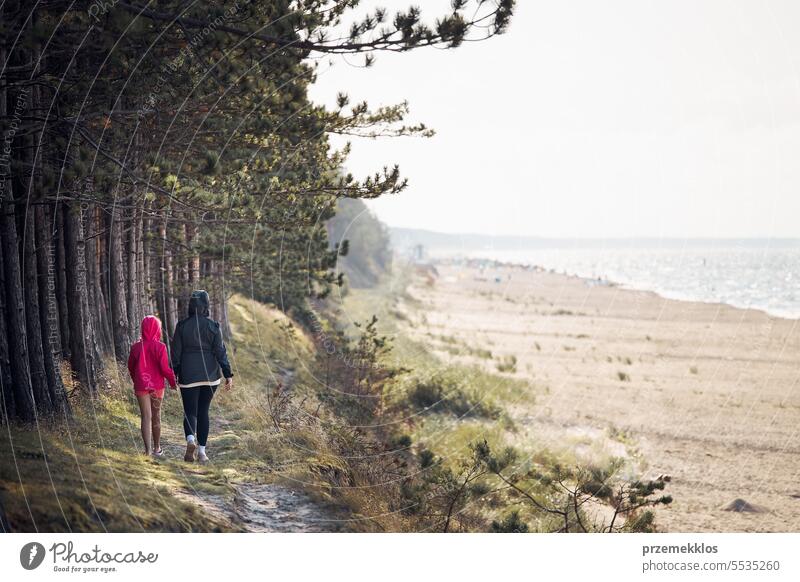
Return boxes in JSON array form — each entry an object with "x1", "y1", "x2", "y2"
[
  {"x1": 140, "y1": 315, "x2": 163, "y2": 342},
  {"x1": 188, "y1": 289, "x2": 211, "y2": 317}
]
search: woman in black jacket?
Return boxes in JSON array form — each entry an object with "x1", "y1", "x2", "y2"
[{"x1": 171, "y1": 290, "x2": 233, "y2": 463}]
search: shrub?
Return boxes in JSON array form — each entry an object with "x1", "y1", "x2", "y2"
[
  {"x1": 496, "y1": 354, "x2": 517, "y2": 373},
  {"x1": 407, "y1": 370, "x2": 500, "y2": 419},
  {"x1": 472, "y1": 440, "x2": 672, "y2": 533},
  {"x1": 491, "y1": 511, "x2": 530, "y2": 533}
]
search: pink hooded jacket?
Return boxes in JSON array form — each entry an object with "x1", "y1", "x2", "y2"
[{"x1": 127, "y1": 316, "x2": 177, "y2": 393}]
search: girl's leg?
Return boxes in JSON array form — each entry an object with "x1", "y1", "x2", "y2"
[
  {"x1": 196, "y1": 385, "x2": 217, "y2": 447},
  {"x1": 135, "y1": 394, "x2": 153, "y2": 455},
  {"x1": 150, "y1": 395, "x2": 162, "y2": 452},
  {"x1": 180, "y1": 388, "x2": 199, "y2": 439}
]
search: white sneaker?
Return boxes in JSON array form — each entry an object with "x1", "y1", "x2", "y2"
[{"x1": 197, "y1": 451, "x2": 209, "y2": 464}]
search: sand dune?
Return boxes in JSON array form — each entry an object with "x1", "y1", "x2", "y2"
[{"x1": 400, "y1": 262, "x2": 800, "y2": 532}]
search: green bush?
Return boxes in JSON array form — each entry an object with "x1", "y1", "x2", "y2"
[
  {"x1": 407, "y1": 370, "x2": 500, "y2": 419},
  {"x1": 491, "y1": 511, "x2": 530, "y2": 533}
]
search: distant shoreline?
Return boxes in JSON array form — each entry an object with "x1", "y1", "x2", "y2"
[
  {"x1": 390, "y1": 226, "x2": 800, "y2": 249},
  {"x1": 419, "y1": 255, "x2": 800, "y2": 322}
]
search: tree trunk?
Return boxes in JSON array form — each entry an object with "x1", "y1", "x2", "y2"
[
  {"x1": 135, "y1": 202, "x2": 148, "y2": 318},
  {"x1": 0, "y1": 61, "x2": 36, "y2": 422},
  {"x1": 159, "y1": 219, "x2": 177, "y2": 336},
  {"x1": 54, "y1": 204, "x2": 71, "y2": 361},
  {"x1": 187, "y1": 220, "x2": 200, "y2": 286},
  {"x1": 36, "y1": 205, "x2": 62, "y2": 360},
  {"x1": 22, "y1": 198, "x2": 54, "y2": 415},
  {"x1": 108, "y1": 204, "x2": 131, "y2": 361},
  {"x1": 0, "y1": 244, "x2": 16, "y2": 423},
  {"x1": 87, "y1": 205, "x2": 112, "y2": 355},
  {"x1": 14, "y1": 74, "x2": 55, "y2": 416},
  {"x1": 0, "y1": 193, "x2": 36, "y2": 422},
  {"x1": 177, "y1": 222, "x2": 189, "y2": 318},
  {"x1": 0, "y1": 40, "x2": 15, "y2": 423},
  {"x1": 142, "y1": 205, "x2": 157, "y2": 315},
  {"x1": 127, "y1": 204, "x2": 138, "y2": 336},
  {"x1": 206, "y1": 258, "x2": 231, "y2": 338},
  {"x1": 98, "y1": 206, "x2": 113, "y2": 352},
  {"x1": 35, "y1": 205, "x2": 70, "y2": 418},
  {"x1": 63, "y1": 200, "x2": 101, "y2": 395}
]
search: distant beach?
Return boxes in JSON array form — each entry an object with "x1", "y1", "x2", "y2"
[
  {"x1": 391, "y1": 230, "x2": 800, "y2": 320},
  {"x1": 398, "y1": 261, "x2": 800, "y2": 532},
  {"x1": 463, "y1": 245, "x2": 800, "y2": 320}
]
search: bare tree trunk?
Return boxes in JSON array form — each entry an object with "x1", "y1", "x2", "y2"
[
  {"x1": 160, "y1": 219, "x2": 177, "y2": 336},
  {"x1": 35, "y1": 205, "x2": 70, "y2": 418},
  {"x1": 0, "y1": 245, "x2": 16, "y2": 423},
  {"x1": 219, "y1": 289, "x2": 231, "y2": 340},
  {"x1": 142, "y1": 204, "x2": 157, "y2": 314},
  {"x1": 135, "y1": 202, "x2": 148, "y2": 318},
  {"x1": 14, "y1": 73, "x2": 55, "y2": 416},
  {"x1": 108, "y1": 204, "x2": 131, "y2": 361},
  {"x1": 22, "y1": 199, "x2": 54, "y2": 415},
  {"x1": 206, "y1": 258, "x2": 231, "y2": 338},
  {"x1": 64, "y1": 200, "x2": 101, "y2": 395},
  {"x1": 187, "y1": 220, "x2": 200, "y2": 286},
  {"x1": 177, "y1": 217, "x2": 190, "y2": 317},
  {"x1": 0, "y1": 194, "x2": 36, "y2": 422},
  {"x1": 97, "y1": 207, "x2": 114, "y2": 351},
  {"x1": 86, "y1": 205, "x2": 112, "y2": 356},
  {"x1": 36, "y1": 205, "x2": 62, "y2": 361},
  {"x1": 0, "y1": 61, "x2": 36, "y2": 421},
  {"x1": 127, "y1": 203, "x2": 140, "y2": 337},
  {"x1": 21, "y1": 34, "x2": 70, "y2": 418},
  {"x1": 54, "y1": 204, "x2": 71, "y2": 361},
  {"x1": 0, "y1": 39, "x2": 16, "y2": 423}
]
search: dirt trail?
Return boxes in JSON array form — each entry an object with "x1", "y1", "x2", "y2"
[
  {"x1": 170, "y1": 481, "x2": 337, "y2": 532},
  {"x1": 161, "y1": 376, "x2": 339, "y2": 532}
]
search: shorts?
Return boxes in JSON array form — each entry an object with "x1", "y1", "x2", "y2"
[{"x1": 134, "y1": 388, "x2": 165, "y2": 399}]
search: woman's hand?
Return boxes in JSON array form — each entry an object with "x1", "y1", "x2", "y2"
[{"x1": 224, "y1": 377, "x2": 233, "y2": 391}]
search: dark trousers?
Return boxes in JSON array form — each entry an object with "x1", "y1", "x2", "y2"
[{"x1": 180, "y1": 385, "x2": 217, "y2": 446}]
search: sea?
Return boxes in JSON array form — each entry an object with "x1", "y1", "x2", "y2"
[{"x1": 426, "y1": 240, "x2": 800, "y2": 320}]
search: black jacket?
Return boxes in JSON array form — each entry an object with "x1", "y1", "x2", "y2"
[{"x1": 171, "y1": 291, "x2": 232, "y2": 385}]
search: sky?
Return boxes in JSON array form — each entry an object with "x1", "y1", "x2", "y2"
[{"x1": 308, "y1": 0, "x2": 800, "y2": 239}]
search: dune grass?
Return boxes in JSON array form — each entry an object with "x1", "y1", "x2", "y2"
[
  {"x1": 0, "y1": 384, "x2": 237, "y2": 532},
  {"x1": 0, "y1": 294, "x2": 338, "y2": 532}
]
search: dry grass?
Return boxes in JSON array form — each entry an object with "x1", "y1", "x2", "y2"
[
  {"x1": 0, "y1": 385, "x2": 236, "y2": 532},
  {"x1": 0, "y1": 294, "x2": 339, "y2": 532}
]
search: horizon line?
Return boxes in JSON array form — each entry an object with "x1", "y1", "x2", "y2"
[{"x1": 388, "y1": 226, "x2": 800, "y2": 242}]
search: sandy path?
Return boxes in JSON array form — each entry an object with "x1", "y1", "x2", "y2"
[
  {"x1": 161, "y1": 400, "x2": 338, "y2": 532},
  {"x1": 401, "y1": 263, "x2": 800, "y2": 532},
  {"x1": 170, "y1": 481, "x2": 336, "y2": 533}
]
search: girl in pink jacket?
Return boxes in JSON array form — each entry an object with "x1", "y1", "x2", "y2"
[{"x1": 127, "y1": 316, "x2": 177, "y2": 457}]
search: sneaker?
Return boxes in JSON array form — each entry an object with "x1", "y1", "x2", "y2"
[
  {"x1": 197, "y1": 451, "x2": 209, "y2": 464},
  {"x1": 152, "y1": 448, "x2": 164, "y2": 459},
  {"x1": 184, "y1": 442, "x2": 196, "y2": 462}
]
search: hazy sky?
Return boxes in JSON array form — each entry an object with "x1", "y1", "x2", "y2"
[{"x1": 309, "y1": 0, "x2": 800, "y2": 238}]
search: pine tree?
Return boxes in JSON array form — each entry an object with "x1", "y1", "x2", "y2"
[{"x1": 0, "y1": 0, "x2": 516, "y2": 422}]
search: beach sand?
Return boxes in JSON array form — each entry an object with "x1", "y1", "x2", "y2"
[{"x1": 399, "y1": 262, "x2": 800, "y2": 532}]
